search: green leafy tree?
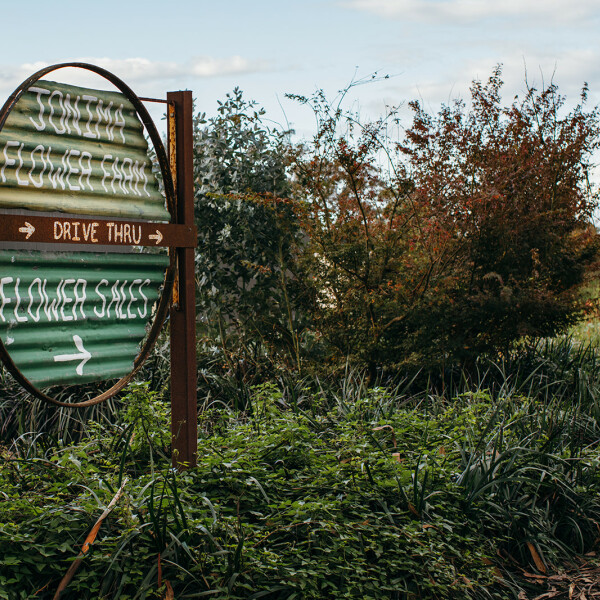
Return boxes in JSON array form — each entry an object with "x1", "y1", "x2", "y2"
[
  {"x1": 193, "y1": 89, "x2": 308, "y2": 374},
  {"x1": 193, "y1": 87, "x2": 290, "y2": 201}
]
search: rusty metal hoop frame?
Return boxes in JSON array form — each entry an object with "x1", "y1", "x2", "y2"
[{"x1": 0, "y1": 62, "x2": 177, "y2": 407}]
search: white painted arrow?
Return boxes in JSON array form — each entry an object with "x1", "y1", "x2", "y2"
[
  {"x1": 19, "y1": 221, "x2": 35, "y2": 239},
  {"x1": 53, "y1": 335, "x2": 92, "y2": 376},
  {"x1": 149, "y1": 230, "x2": 163, "y2": 245}
]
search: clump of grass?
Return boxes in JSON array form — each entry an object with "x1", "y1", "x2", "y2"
[{"x1": 0, "y1": 368, "x2": 124, "y2": 446}]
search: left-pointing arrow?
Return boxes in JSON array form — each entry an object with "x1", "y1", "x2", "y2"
[
  {"x1": 53, "y1": 334, "x2": 92, "y2": 376},
  {"x1": 19, "y1": 222, "x2": 35, "y2": 239}
]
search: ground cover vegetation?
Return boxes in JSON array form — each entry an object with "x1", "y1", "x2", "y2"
[
  {"x1": 2, "y1": 66, "x2": 600, "y2": 599},
  {"x1": 3, "y1": 348, "x2": 600, "y2": 599}
]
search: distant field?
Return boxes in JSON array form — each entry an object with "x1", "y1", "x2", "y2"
[{"x1": 572, "y1": 277, "x2": 600, "y2": 344}]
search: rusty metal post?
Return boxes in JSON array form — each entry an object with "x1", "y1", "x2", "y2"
[{"x1": 167, "y1": 91, "x2": 197, "y2": 469}]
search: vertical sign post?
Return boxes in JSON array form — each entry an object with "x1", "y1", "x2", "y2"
[{"x1": 167, "y1": 91, "x2": 198, "y2": 469}]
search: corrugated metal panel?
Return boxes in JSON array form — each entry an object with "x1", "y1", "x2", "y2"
[
  {"x1": 0, "y1": 249, "x2": 169, "y2": 387},
  {"x1": 0, "y1": 80, "x2": 170, "y2": 221}
]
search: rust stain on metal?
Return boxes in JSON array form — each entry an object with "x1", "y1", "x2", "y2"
[
  {"x1": 172, "y1": 256, "x2": 180, "y2": 308},
  {"x1": 168, "y1": 102, "x2": 180, "y2": 307},
  {"x1": 168, "y1": 102, "x2": 177, "y2": 196}
]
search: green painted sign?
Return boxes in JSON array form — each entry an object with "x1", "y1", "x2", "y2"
[
  {"x1": 0, "y1": 80, "x2": 169, "y2": 220},
  {"x1": 0, "y1": 250, "x2": 169, "y2": 387},
  {"x1": 0, "y1": 77, "x2": 172, "y2": 390}
]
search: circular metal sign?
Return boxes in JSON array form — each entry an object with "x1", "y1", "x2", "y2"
[{"x1": 0, "y1": 63, "x2": 182, "y2": 406}]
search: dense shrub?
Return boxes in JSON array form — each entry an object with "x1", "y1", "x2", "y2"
[
  {"x1": 193, "y1": 87, "x2": 290, "y2": 202},
  {"x1": 193, "y1": 88, "x2": 314, "y2": 376},
  {"x1": 195, "y1": 193, "x2": 309, "y2": 375},
  {"x1": 289, "y1": 67, "x2": 599, "y2": 372},
  {"x1": 399, "y1": 66, "x2": 600, "y2": 363}
]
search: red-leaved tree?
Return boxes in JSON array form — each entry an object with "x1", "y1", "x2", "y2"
[
  {"x1": 400, "y1": 66, "x2": 600, "y2": 363},
  {"x1": 291, "y1": 67, "x2": 599, "y2": 371}
]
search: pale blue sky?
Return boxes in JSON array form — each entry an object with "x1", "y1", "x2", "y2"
[{"x1": 1, "y1": 0, "x2": 598, "y2": 141}]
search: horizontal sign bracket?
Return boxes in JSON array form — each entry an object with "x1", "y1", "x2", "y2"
[{"x1": 0, "y1": 213, "x2": 197, "y2": 248}]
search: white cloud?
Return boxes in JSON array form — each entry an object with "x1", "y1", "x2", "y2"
[
  {"x1": 80, "y1": 56, "x2": 268, "y2": 81},
  {"x1": 0, "y1": 56, "x2": 271, "y2": 136},
  {"x1": 0, "y1": 56, "x2": 268, "y2": 99},
  {"x1": 342, "y1": 0, "x2": 599, "y2": 24}
]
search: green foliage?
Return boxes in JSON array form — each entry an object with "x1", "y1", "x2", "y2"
[
  {"x1": 193, "y1": 87, "x2": 290, "y2": 201},
  {"x1": 122, "y1": 382, "x2": 170, "y2": 458},
  {"x1": 4, "y1": 355, "x2": 600, "y2": 598},
  {"x1": 193, "y1": 89, "x2": 311, "y2": 375},
  {"x1": 195, "y1": 193, "x2": 309, "y2": 376}
]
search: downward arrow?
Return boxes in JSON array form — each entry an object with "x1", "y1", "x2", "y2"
[
  {"x1": 53, "y1": 335, "x2": 92, "y2": 376},
  {"x1": 19, "y1": 221, "x2": 35, "y2": 239}
]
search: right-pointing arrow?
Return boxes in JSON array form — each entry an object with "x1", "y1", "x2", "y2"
[
  {"x1": 19, "y1": 221, "x2": 35, "y2": 239},
  {"x1": 149, "y1": 230, "x2": 163, "y2": 245},
  {"x1": 53, "y1": 334, "x2": 92, "y2": 376}
]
